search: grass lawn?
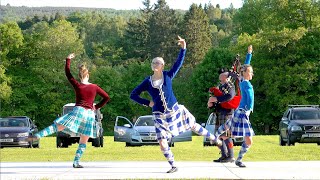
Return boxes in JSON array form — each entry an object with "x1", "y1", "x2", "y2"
[{"x1": 1, "y1": 135, "x2": 319, "y2": 162}]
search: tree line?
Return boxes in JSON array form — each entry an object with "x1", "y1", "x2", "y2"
[{"x1": 0, "y1": 0, "x2": 319, "y2": 135}]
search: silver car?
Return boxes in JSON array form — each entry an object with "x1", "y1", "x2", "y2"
[
  {"x1": 202, "y1": 113, "x2": 244, "y2": 146},
  {"x1": 114, "y1": 115, "x2": 192, "y2": 147}
]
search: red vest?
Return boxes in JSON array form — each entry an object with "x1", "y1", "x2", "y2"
[{"x1": 209, "y1": 85, "x2": 241, "y2": 109}]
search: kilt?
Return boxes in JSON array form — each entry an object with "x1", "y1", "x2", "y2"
[
  {"x1": 153, "y1": 103, "x2": 196, "y2": 140},
  {"x1": 216, "y1": 112, "x2": 232, "y2": 137},
  {"x1": 229, "y1": 109, "x2": 254, "y2": 137},
  {"x1": 55, "y1": 106, "x2": 99, "y2": 138}
]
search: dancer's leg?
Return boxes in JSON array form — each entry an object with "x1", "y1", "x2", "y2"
[{"x1": 73, "y1": 135, "x2": 89, "y2": 168}]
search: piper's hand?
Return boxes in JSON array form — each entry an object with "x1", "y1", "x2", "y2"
[
  {"x1": 208, "y1": 97, "x2": 218, "y2": 103},
  {"x1": 207, "y1": 101, "x2": 213, "y2": 108},
  {"x1": 248, "y1": 45, "x2": 253, "y2": 54},
  {"x1": 177, "y1": 35, "x2": 186, "y2": 49},
  {"x1": 149, "y1": 101, "x2": 154, "y2": 108},
  {"x1": 67, "y1": 53, "x2": 75, "y2": 59}
]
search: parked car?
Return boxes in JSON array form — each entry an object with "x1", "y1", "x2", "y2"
[
  {"x1": 279, "y1": 105, "x2": 320, "y2": 146},
  {"x1": 202, "y1": 113, "x2": 244, "y2": 146},
  {"x1": 0, "y1": 116, "x2": 39, "y2": 148},
  {"x1": 56, "y1": 103, "x2": 104, "y2": 148},
  {"x1": 114, "y1": 115, "x2": 192, "y2": 147}
]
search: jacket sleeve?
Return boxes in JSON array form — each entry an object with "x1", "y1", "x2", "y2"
[
  {"x1": 244, "y1": 53, "x2": 252, "y2": 65},
  {"x1": 216, "y1": 84, "x2": 236, "y2": 103},
  {"x1": 130, "y1": 78, "x2": 150, "y2": 107},
  {"x1": 243, "y1": 81, "x2": 254, "y2": 111},
  {"x1": 94, "y1": 85, "x2": 110, "y2": 109},
  {"x1": 167, "y1": 48, "x2": 186, "y2": 79},
  {"x1": 65, "y1": 58, "x2": 80, "y2": 87}
]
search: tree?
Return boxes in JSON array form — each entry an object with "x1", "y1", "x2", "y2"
[
  {"x1": 183, "y1": 4, "x2": 212, "y2": 66},
  {"x1": 7, "y1": 20, "x2": 85, "y2": 128},
  {"x1": 124, "y1": 0, "x2": 153, "y2": 60},
  {"x1": 0, "y1": 22, "x2": 23, "y2": 101},
  {"x1": 205, "y1": 2, "x2": 222, "y2": 24},
  {"x1": 148, "y1": 0, "x2": 180, "y2": 64}
]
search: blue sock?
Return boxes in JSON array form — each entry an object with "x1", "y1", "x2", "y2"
[
  {"x1": 35, "y1": 123, "x2": 57, "y2": 138},
  {"x1": 73, "y1": 143, "x2": 87, "y2": 166},
  {"x1": 192, "y1": 123, "x2": 216, "y2": 141},
  {"x1": 161, "y1": 146, "x2": 175, "y2": 167},
  {"x1": 237, "y1": 142, "x2": 250, "y2": 162}
]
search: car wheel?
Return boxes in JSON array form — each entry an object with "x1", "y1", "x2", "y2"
[
  {"x1": 279, "y1": 135, "x2": 286, "y2": 146},
  {"x1": 92, "y1": 137, "x2": 100, "y2": 147},
  {"x1": 100, "y1": 136, "x2": 104, "y2": 147},
  {"x1": 126, "y1": 142, "x2": 131, "y2": 147},
  {"x1": 32, "y1": 143, "x2": 40, "y2": 148},
  {"x1": 286, "y1": 135, "x2": 295, "y2": 146}
]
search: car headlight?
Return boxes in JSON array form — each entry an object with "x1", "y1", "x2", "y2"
[
  {"x1": 17, "y1": 132, "x2": 29, "y2": 137},
  {"x1": 291, "y1": 126, "x2": 302, "y2": 132}
]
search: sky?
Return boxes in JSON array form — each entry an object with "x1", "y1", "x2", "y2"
[{"x1": 0, "y1": 0, "x2": 243, "y2": 10}]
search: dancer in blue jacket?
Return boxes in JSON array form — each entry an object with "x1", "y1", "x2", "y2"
[{"x1": 130, "y1": 36, "x2": 221, "y2": 173}]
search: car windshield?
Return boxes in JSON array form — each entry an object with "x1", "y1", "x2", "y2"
[
  {"x1": 207, "y1": 114, "x2": 216, "y2": 125},
  {"x1": 292, "y1": 110, "x2": 320, "y2": 120},
  {"x1": 0, "y1": 118, "x2": 28, "y2": 127},
  {"x1": 63, "y1": 106, "x2": 74, "y2": 114},
  {"x1": 136, "y1": 117, "x2": 154, "y2": 126}
]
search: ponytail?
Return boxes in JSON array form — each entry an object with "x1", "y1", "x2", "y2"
[{"x1": 78, "y1": 64, "x2": 89, "y2": 80}]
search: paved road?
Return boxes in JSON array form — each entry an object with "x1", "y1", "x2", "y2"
[{"x1": 1, "y1": 161, "x2": 320, "y2": 179}]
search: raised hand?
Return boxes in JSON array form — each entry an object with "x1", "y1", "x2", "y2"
[
  {"x1": 248, "y1": 45, "x2": 253, "y2": 54},
  {"x1": 177, "y1": 35, "x2": 186, "y2": 49},
  {"x1": 67, "y1": 53, "x2": 75, "y2": 59}
]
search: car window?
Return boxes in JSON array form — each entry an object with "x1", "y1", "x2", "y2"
[
  {"x1": 63, "y1": 106, "x2": 74, "y2": 115},
  {"x1": 283, "y1": 110, "x2": 290, "y2": 118},
  {"x1": 0, "y1": 119, "x2": 28, "y2": 127},
  {"x1": 136, "y1": 117, "x2": 154, "y2": 126},
  {"x1": 292, "y1": 110, "x2": 320, "y2": 120},
  {"x1": 207, "y1": 114, "x2": 215, "y2": 125}
]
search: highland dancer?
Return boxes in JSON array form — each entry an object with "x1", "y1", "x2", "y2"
[
  {"x1": 130, "y1": 36, "x2": 222, "y2": 173},
  {"x1": 28, "y1": 53, "x2": 110, "y2": 168}
]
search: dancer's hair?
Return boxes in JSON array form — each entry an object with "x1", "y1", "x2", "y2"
[
  {"x1": 240, "y1": 64, "x2": 252, "y2": 77},
  {"x1": 78, "y1": 64, "x2": 89, "y2": 80}
]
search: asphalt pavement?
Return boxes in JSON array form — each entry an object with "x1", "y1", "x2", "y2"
[{"x1": 1, "y1": 161, "x2": 320, "y2": 179}]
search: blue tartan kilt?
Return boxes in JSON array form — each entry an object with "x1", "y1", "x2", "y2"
[
  {"x1": 153, "y1": 103, "x2": 196, "y2": 141},
  {"x1": 230, "y1": 109, "x2": 255, "y2": 137},
  {"x1": 54, "y1": 106, "x2": 99, "y2": 138}
]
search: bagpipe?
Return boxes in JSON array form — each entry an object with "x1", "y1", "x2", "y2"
[{"x1": 209, "y1": 54, "x2": 242, "y2": 109}]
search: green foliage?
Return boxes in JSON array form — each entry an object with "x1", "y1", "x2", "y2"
[
  {"x1": 148, "y1": 0, "x2": 180, "y2": 64},
  {"x1": 183, "y1": 4, "x2": 212, "y2": 66},
  {"x1": 0, "y1": 1, "x2": 319, "y2": 136}
]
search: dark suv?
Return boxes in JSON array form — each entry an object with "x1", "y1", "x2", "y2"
[{"x1": 279, "y1": 105, "x2": 320, "y2": 146}]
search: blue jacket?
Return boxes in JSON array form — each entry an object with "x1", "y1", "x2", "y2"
[
  {"x1": 130, "y1": 48, "x2": 187, "y2": 113},
  {"x1": 239, "y1": 52, "x2": 254, "y2": 111},
  {"x1": 239, "y1": 80, "x2": 254, "y2": 112}
]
